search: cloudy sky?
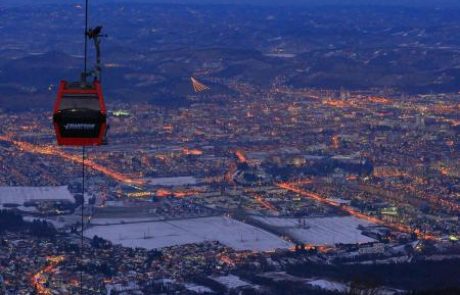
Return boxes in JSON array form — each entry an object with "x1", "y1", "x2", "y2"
[{"x1": 3, "y1": 0, "x2": 460, "y2": 7}]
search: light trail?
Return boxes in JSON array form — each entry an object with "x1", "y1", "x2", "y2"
[
  {"x1": 234, "y1": 149, "x2": 248, "y2": 163},
  {"x1": 182, "y1": 147, "x2": 203, "y2": 156},
  {"x1": 0, "y1": 135, "x2": 145, "y2": 186},
  {"x1": 363, "y1": 167, "x2": 460, "y2": 212},
  {"x1": 0, "y1": 135, "x2": 204, "y2": 200},
  {"x1": 368, "y1": 96, "x2": 392, "y2": 104},
  {"x1": 31, "y1": 256, "x2": 65, "y2": 295},
  {"x1": 216, "y1": 253, "x2": 236, "y2": 267},
  {"x1": 253, "y1": 194, "x2": 278, "y2": 212},
  {"x1": 277, "y1": 182, "x2": 437, "y2": 240},
  {"x1": 322, "y1": 99, "x2": 355, "y2": 108},
  {"x1": 156, "y1": 188, "x2": 203, "y2": 198},
  {"x1": 387, "y1": 183, "x2": 460, "y2": 213},
  {"x1": 290, "y1": 178, "x2": 314, "y2": 186}
]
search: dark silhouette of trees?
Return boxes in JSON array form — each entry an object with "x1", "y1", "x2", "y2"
[
  {"x1": 287, "y1": 259, "x2": 460, "y2": 291},
  {"x1": 74, "y1": 193, "x2": 84, "y2": 205},
  {"x1": 0, "y1": 209, "x2": 24, "y2": 232},
  {"x1": 0, "y1": 209, "x2": 56, "y2": 237},
  {"x1": 263, "y1": 157, "x2": 373, "y2": 180},
  {"x1": 348, "y1": 278, "x2": 379, "y2": 295},
  {"x1": 29, "y1": 219, "x2": 57, "y2": 237},
  {"x1": 410, "y1": 288, "x2": 460, "y2": 295},
  {"x1": 91, "y1": 235, "x2": 112, "y2": 249}
]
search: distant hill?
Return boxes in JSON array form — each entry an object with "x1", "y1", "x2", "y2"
[{"x1": 2, "y1": 2, "x2": 460, "y2": 111}]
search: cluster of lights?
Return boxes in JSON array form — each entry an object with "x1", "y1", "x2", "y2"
[{"x1": 31, "y1": 256, "x2": 65, "y2": 295}]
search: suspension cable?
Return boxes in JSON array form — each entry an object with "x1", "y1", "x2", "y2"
[
  {"x1": 80, "y1": 146, "x2": 85, "y2": 294},
  {"x1": 84, "y1": 0, "x2": 89, "y2": 77},
  {"x1": 81, "y1": 2, "x2": 89, "y2": 292}
]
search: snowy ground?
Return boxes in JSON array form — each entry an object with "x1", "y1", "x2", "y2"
[
  {"x1": 184, "y1": 283, "x2": 214, "y2": 294},
  {"x1": 0, "y1": 186, "x2": 74, "y2": 205},
  {"x1": 253, "y1": 216, "x2": 376, "y2": 245},
  {"x1": 84, "y1": 216, "x2": 293, "y2": 251},
  {"x1": 307, "y1": 279, "x2": 349, "y2": 293},
  {"x1": 211, "y1": 274, "x2": 251, "y2": 289},
  {"x1": 90, "y1": 217, "x2": 164, "y2": 226},
  {"x1": 145, "y1": 176, "x2": 199, "y2": 187}
]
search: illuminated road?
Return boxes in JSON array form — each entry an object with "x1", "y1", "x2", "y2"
[
  {"x1": 182, "y1": 147, "x2": 203, "y2": 156},
  {"x1": 0, "y1": 135, "x2": 145, "y2": 186},
  {"x1": 0, "y1": 135, "x2": 207, "y2": 200},
  {"x1": 277, "y1": 182, "x2": 437, "y2": 240},
  {"x1": 359, "y1": 182, "x2": 460, "y2": 213},
  {"x1": 252, "y1": 194, "x2": 278, "y2": 212},
  {"x1": 31, "y1": 256, "x2": 65, "y2": 295},
  {"x1": 156, "y1": 188, "x2": 204, "y2": 198},
  {"x1": 0, "y1": 135, "x2": 444, "y2": 239},
  {"x1": 234, "y1": 149, "x2": 248, "y2": 163}
]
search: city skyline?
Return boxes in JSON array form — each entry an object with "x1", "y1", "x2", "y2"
[{"x1": 1, "y1": 1, "x2": 459, "y2": 294}]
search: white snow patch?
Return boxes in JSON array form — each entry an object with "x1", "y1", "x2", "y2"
[
  {"x1": 185, "y1": 283, "x2": 214, "y2": 293},
  {"x1": 146, "y1": 176, "x2": 198, "y2": 187},
  {"x1": 91, "y1": 217, "x2": 164, "y2": 226},
  {"x1": 254, "y1": 216, "x2": 376, "y2": 245},
  {"x1": 264, "y1": 53, "x2": 297, "y2": 58},
  {"x1": 307, "y1": 279, "x2": 349, "y2": 293},
  {"x1": 84, "y1": 216, "x2": 292, "y2": 251},
  {"x1": 211, "y1": 274, "x2": 250, "y2": 289},
  {"x1": 106, "y1": 282, "x2": 141, "y2": 295},
  {"x1": 0, "y1": 186, "x2": 74, "y2": 205}
]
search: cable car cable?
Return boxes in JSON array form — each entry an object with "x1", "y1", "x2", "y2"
[
  {"x1": 84, "y1": 0, "x2": 89, "y2": 77},
  {"x1": 80, "y1": 146, "x2": 85, "y2": 294},
  {"x1": 81, "y1": 1, "x2": 89, "y2": 293}
]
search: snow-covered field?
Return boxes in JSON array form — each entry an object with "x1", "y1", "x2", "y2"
[
  {"x1": 90, "y1": 217, "x2": 164, "y2": 226},
  {"x1": 211, "y1": 274, "x2": 251, "y2": 289},
  {"x1": 307, "y1": 279, "x2": 349, "y2": 293},
  {"x1": 184, "y1": 283, "x2": 213, "y2": 294},
  {"x1": 253, "y1": 216, "x2": 376, "y2": 245},
  {"x1": 145, "y1": 176, "x2": 199, "y2": 187},
  {"x1": 0, "y1": 186, "x2": 74, "y2": 205},
  {"x1": 85, "y1": 216, "x2": 293, "y2": 251}
]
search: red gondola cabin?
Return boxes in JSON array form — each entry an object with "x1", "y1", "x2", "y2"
[{"x1": 53, "y1": 80, "x2": 107, "y2": 146}]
